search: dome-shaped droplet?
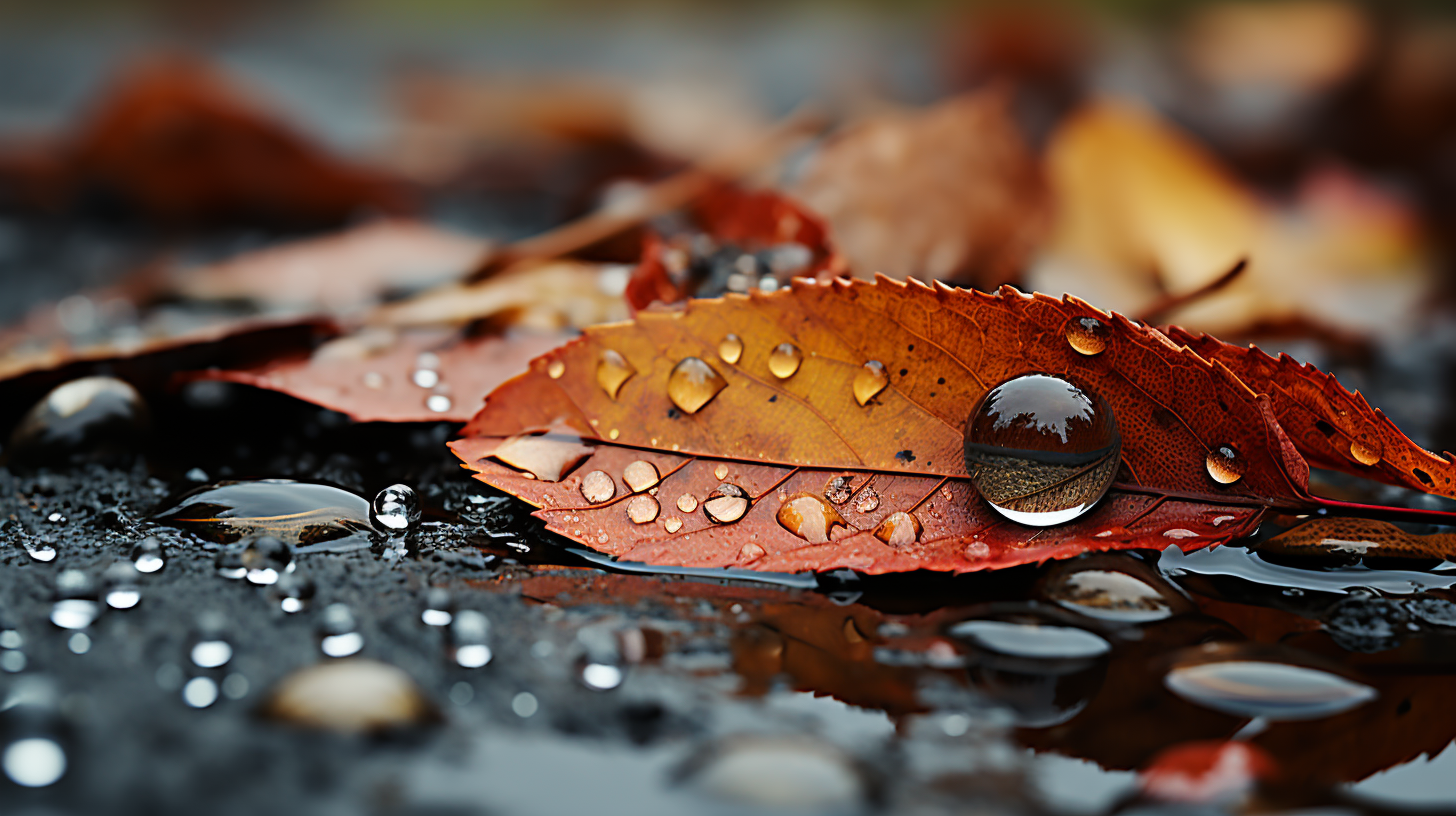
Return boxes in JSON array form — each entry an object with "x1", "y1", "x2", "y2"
[
  {"x1": 663, "y1": 517, "x2": 683, "y2": 533},
  {"x1": 1350, "y1": 437, "x2": 1382, "y2": 467},
  {"x1": 776, "y1": 494, "x2": 846, "y2": 543},
  {"x1": 1165, "y1": 659, "x2": 1376, "y2": 721},
  {"x1": 853, "y1": 361, "x2": 888, "y2": 406},
  {"x1": 240, "y1": 536, "x2": 294, "y2": 586},
  {"x1": 667, "y1": 358, "x2": 727, "y2": 414},
  {"x1": 580, "y1": 471, "x2": 616, "y2": 504},
  {"x1": 704, "y1": 484, "x2": 750, "y2": 524},
  {"x1": 596, "y1": 350, "x2": 635, "y2": 399},
  {"x1": 768, "y1": 344, "x2": 802, "y2": 379},
  {"x1": 1064, "y1": 317, "x2": 1109, "y2": 356},
  {"x1": 676, "y1": 494, "x2": 698, "y2": 513},
  {"x1": 626, "y1": 495, "x2": 660, "y2": 524},
  {"x1": 873, "y1": 512, "x2": 922, "y2": 547},
  {"x1": 1205, "y1": 446, "x2": 1244, "y2": 485},
  {"x1": 623, "y1": 461, "x2": 660, "y2": 493},
  {"x1": 372, "y1": 484, "x2": 421, "y2": 533},
  {"x1": 964, "y1": 374, "x2": 1120, "y2": 526},
  {"x1": 102, "y1": 562, "x2": 142, "y2": 610},
  {"x1": 547, "y1": 360, "x2": 565, "y2": 379},
  {"x1": 718, "y1": 334, "x2": 744, "y2": 365},
  {"x1": 131, "y1": 537, "x2": 165, "y2": 574},
  {"x1": 714, "y1": 464, "x2": 730, "y2": 481}
]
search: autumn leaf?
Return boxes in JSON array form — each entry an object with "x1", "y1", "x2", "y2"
[
  {"x1": 451, "y1": 277, "x2": 1318, "y2": 574},
  {"x1": 1167, "y1": 326, "x2": 1456, "y2": 499},
  {"x1": 791, "y1": 87, "x2": 1048, "y2": 290}
]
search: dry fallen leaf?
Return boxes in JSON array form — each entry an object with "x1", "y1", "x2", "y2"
[{"x1": 792, "y1": 87, "x2": 1048, "y2": 290}]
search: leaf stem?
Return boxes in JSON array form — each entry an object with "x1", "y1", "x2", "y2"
[{"x1": 1311, "y1": 496, "x2": 1456, "y2": 525}]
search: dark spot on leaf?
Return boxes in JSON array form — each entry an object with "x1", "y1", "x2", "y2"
[
  {"x1": 899, "y1": 368, "x2": 908, "y2": 377},
  {"x1": 930, "y1": 392, "x2": 937, "y2": 397},
  {"x1": 1414, "y1": 468, "x2": 1433, "y2": 486},
  {"x1": 937, "y1": 377, "x2": 945, "y2": 385},
  {"x1": 1397, "y1": 698, "x2": 1412, "y2": 716},
  {"x1": 1151, "y1": 408, "x2": 1177, "y2": 428},
  {"x1": 768, "y1": 395, "x2": 777, "y2": 403},
  {"x1": 907, "y1": 344, "x2": 915, "y2": 351},
  {"x1": 666, "y1": 407, "x2": 682, "y2": 420},
  {"x1": 1315, "y1": 420, "x2": 1335, "y2": 436},
  {"x1": 895, "y1": 450, "x2": 915, "y2": 463}
]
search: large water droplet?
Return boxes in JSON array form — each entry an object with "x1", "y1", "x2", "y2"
[
  {"x1": 1205, "y1": 446, "x2": 1244, "y2": 485},
  {"x1": 667, "y1": 358, "x2": 727, "y2": 414},
  {"x1": 1064, "y1": 317, "x2": 1110, "y2": 356},
  {"x1": 371, "y1": 484, "x2": 421, "y2": 533},
  {"x1": 7, "y1": 376, "x2": 148, "y2": 465},
  {"x1": 873, "y1": 512, "x2": 922, "y2": 547},
  {"x1": 626, "y1": 495, "x2": 660, "y2": 524},
  {"x1": 1165, "y1": 659, "x2": 1376, "y2": 721},
  {"x1": 776, "y1": 494, "x2": 846, "y2": 543},
  {"x1": 718, "y1": 334, "x2": 744, "y2": 364},
  {"x1": 241, "y1": 535, "x2": 295, "y2": 585},
  {"x1": 964, "y1": 374, "x2": 1120, "y2": 526},
  {"x1": 152, "y1": 480, "x2": 376, "y2": 549},
  {"x1": 130, "y1": 537, "x2": 165, "y2": 573},
  {"x1": 623, "y1": 460, "x2": 660, "y2": 493},
  {"x1": 768, "y1": 343, "x2": 802, "y2": 379},
  {"x1": 1350, "y1": 437, "x2": 1382, "y2": 467},
  {"x1": 596, "y1": 350, "x2": 635, "y2": 399},
  {"x1": 704, "y1": 484, "x2": 750, "y2": 524},
  {"x1": 852, "y1": 361, "x2": 888, "y2": 406},
  {"x1": 579, "y1": 471, "x2": 616, "y2": 504}
]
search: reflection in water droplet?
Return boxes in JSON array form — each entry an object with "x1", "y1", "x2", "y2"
[
  {"x1": 873, "y1": 512, "x2": 922, "y2": 547},
  {"x1": 372, "y1": 485, "x2": 421, "y2": 533},
  {"x1": 824, "y1": 476, "x2": 853, "y2": 505},
  {"x1": 1165, "y1": 660, "x2": 1376, "y2": 721},
  {"x1": 547, "y1": 360, "x2": 565, "y2": 379},
  {"x1": 623, "y1": 461, "x2": 660, "y2": 493},
  {"x1": 626, "y1": 495, "x2": 660, "y2": 524},
  {"x1": 579, "y1": 471, "x2": 616, "y2": 504},
  {"x1": 718, "y1": 334, "x2": 744, "y2": 364},
  {"x1": 676, "y1": 494, "x2": 698, "y2": 513},
  {"x1": 596, "y1": 350, "x2": 636, "y2": 399},
  {"x1": 964, "y1": 374, "x2": 1120, "y2": 526},
  {"x1": 1350, "y1": 438, "x2": 1382, "y2": 466},
  {"x1": 704, "y1": 485, "x2": 750, "y2": 524},
  {"x1": 1205, "y1": 446, "x2": 1244, "y2": 485},
  {"x1": 3, "y1": 738, "x2": 66, "y2": 787},
  {"x1": 1065, "y1": 316, "x2": 1110, "y2": 356},
  {"x1": 152, "y1": 480, "x2": 377, "y2": 549},
  {"x1": 1045, "y1": 570, "x2": 1173, "y2": 622},
  {"x1": 768, "y1": 343, "x2": 802, "y2": 379},
  {"x1": 183, "y1": 676, "x2": 219, "y2": 708},
  {"x1": 663, "y1": 517, "x2": 683, "y2": 533},
  {"x1": 776, "y1": 494, "x2": 846, "y2": 543},
  {"x1": 853, "y1": 361, "x2": 888, "y2": 405},
  {"x1": 667, "y1": 358, "x2": 727, "y2": 414},
  {"x1": 950, "y1": 620, "x2": 1111, "y2": 659},
  {"x1": 854, "y1": 489, "x2": 880, "y2": 514},
  {"x1": 131, "y1": 537, "x2": 165, "y2": 573}
]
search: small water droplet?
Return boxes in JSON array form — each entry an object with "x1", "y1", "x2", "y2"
[
  {"x1": 824, "y1": 475, "x2": 853, "y2": 505},
  {"x1": 451, "y1": 610, "x2": 492, "y2": 668},
  {"x1": 663, "y1": 517, "x2": 683, "y2": 533},
  {"x1": 714, "y1": 463, "x2": 730, "y2": 481},
  {"x1": 618, "y1": 463, "x2": 659, "y2": 496},
  {"x1": 130, "y1": 537, "x2": 165, "y2": 573},
  {"x1": 3, "y1": 737, "x2": 66, "y2": 787},
  {"x1": 667, "y1": 358, "x2": 727, "y2": 414},
  {"x1": 704, "y1": 484, "x2": 750, "y2": 524},
  {"x1": 873, "y1": 512, "x2": 922, "y2": 547},
  {"x1": 854, "y1": 489, "x2": 880, "y2": 514},
  {"x1": 739, "y1": 542, "x2": 766, "y2": 562},
  {"x1": 853, "y1": 361, "x2": 888, "y2": 405},
  {"x1": 1065, "y1": 316, "x2": 1110, "y2": 356},
  {"x1": 596, "y1": 350, "x2": 636, "y2": 399},
  {"x1": 25, "y1": 541, "x2": 57, "y2": 562},
  {"x1": 718, "y1": 334, "x2": 744, "y2": 364},
  {"x1": 776, "y1": 493, "x2": 846, "y2": 543},
  {"x1": 626, "y1": 495, "x2": 660, "y2": 524},
  {"x1": 421, "y1": 588, "x2": 453, "y2": 627},
  {"x1": 1165, "y1": 659, "x2": 1376, "y2": 721},
  {"x1": 964, "y1": 541, "x2": 990, "y2": 559},
  {"x1": 362, "y1": 371, "x2": 385, "y2": 389},
  {"x1": 1350, "y1": 437, "x2": 1382, "y2": 466},
  {"x1": 512, "y1": 691, "x2": 539, "y2": 718},
  {"x1": 412, "y1": 369, "x2": 440, "y2": 389},
  {"x1": 214, "y1": 548, "x2": 246, "y2": 580},
  {"x1": 580, "y1": 471, "x2": 616, "y2": 504},
  {"x1": 371, "y1": 484, "x2": 422, "y2": 534},
  {"x1": 965, "y1": 374, "x2": 1120, "y2": 526},
  {"x1": 1205, "y1": 446, "x2": 1244, "y2": 485},
  {"x1": 102, "y1": 562, "x2": 142, "y2": 610},
  {"x1": 608, "y1": 428, "x2": 620, "y2": 440},
  {"x1": 768, "y1": 343, "x2": 802, "y2": 379},
  {"x1": 191, "y1": 639, "x2": 233, "y2": 669},
  {"x1": 426, "y1": 394, "x2": 452, "y2": 413},
  {"x1": 240, "y1": 535, "x2": 295, "y2": 585},
  {"x1": 581, "y1": 663, "x2": 624, "y2": 690},
  {"x1": 183, "y1": 676, "x2": 219, "y2": 708},
  {"x1": 270, "y1": 570, "x2": 316, "y2": 614},
  {"x1": 676, "y1": 494, "x2": 698, "y2": 513},
  {"x1": 547, "y1": 360, "x2": 565, "y2": 379}
]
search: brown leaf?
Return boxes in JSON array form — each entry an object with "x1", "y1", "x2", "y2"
[{"x1": 792, "y1": 87, "x2": 1048, "y2": 289}]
